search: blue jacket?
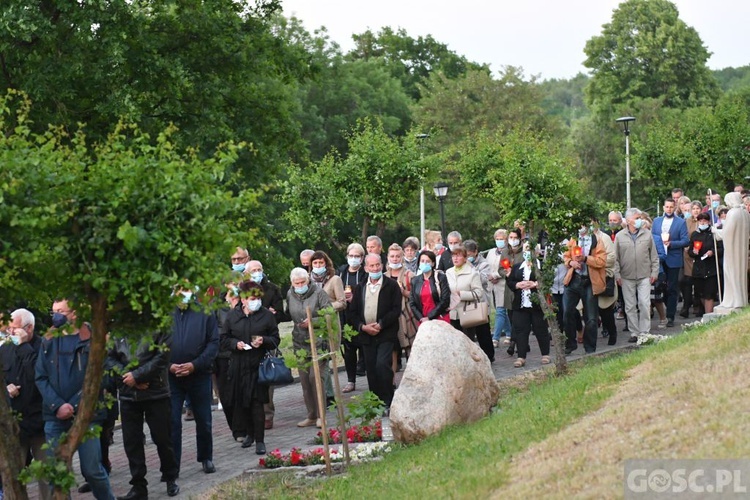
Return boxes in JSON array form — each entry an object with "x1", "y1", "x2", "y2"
[
  {"x1": 35, "y1": 334, "x2": 108, "y2": 423},
  {"x1": 652, "y1": 215, "x2": 689, "y2": 268},
  {"x1": 170, "y1": 306, "x2": 219, "y2": 375}
]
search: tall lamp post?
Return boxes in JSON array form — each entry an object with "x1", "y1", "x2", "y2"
[
  {"x1": 433, "y1": 182, "x2": 449, "y2": 234},
  {"x1": 615, "y1": 116, "x2": 635, "y2": 210},
  {"x1": 416, "y1": 133, "x2": 429, "y2": 248}
]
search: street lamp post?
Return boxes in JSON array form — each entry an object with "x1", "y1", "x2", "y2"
[
  {"x1": 433, "y1": 182, "x2": 449, "y2": 234},
  {"x1": 416, "y1": 133, "x2": 429, "y2": 248},
  {"x1": 616, "y1": 116, "x2": 635, "y2": 210}
]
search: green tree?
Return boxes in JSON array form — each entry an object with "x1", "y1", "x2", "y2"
[
  {"x1": 348, "y1": 27, "x2": 487, "y2": 100},
  {"x1": 0, "y1": 0, "x2": 306, "y2": 171},
  {"x1": 282, "y1": 119, "x2": 433, "y2": 246},
  {"x1": 583, "y1": 0, "x2": 719, "y2": 112},
  {"x1": 0, "y1": 92, "x2": 256, "y2": 498},
  {"x1": 413, "y1": 66, "x2": 564, "y2": 151}
]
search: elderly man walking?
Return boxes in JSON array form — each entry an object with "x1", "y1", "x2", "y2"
[{"x1": 614, "y1": 209, "x2": 660, "y2": 342}]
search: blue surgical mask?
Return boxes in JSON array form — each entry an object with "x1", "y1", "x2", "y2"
[
  {"x1": 434, "y1": 243, "x2": 443, "y2": 252},
  {"x1": 523, "y1": 251, "x2": 532, "y2": 262},
  {"x1": 294, "y1": 285, "x2": 309, "y2": 295},
  {"x1": 232, "y1": 263, "x2": 246, "y2": 272},
  {"x1": 468, "y1": 256, "x2": 476, "y2": 263},
  {"x1": 347, "y1": 257, "x2": 362, "y2": 268},
  {"x1": 51, "y1": 313, "x2": 68, "y2": 328},
  {"x1": 250, "y1": 272, "x2": 264, "y2": 283},
  {"x1": 634, "y1": 219, "x2": 644, "y2": 230},
  {"x1": 311, "y1": 266, "x2": 327, "y2": 276},
  {"x1": 9, "y1": 335, "x2": 21, "y2": 346},
  {"x1": 419, "y1": 263, "x2": 432, "y2": 274},
  {"x1": 369, "y1": 271, "x2": 383, "y2": 280},
  {"x1": 495, "y1": 239, "x2": 506, "y2": 249},
  {"x1": 698, "y1": 224, "x2": 710, "y2": 231},
  {"x1": 247, "y1": 299, "x2": 262, "y2": 312},
  {"x1": 711, "y1": 200, "x2": 720, "y2": 209},
  {"x1": 181, "y1": 292, "x2": 193, "y2": 304}
]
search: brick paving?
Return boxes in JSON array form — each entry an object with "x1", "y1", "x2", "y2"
[{"x1": 25, "y1": 311, "x2": 695, "y2": 499}]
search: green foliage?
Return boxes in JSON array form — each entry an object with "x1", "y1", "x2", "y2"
[
  {"x1": 20, "y1": 453, "x2": 76, "y2": 493},
  {"x1": 713, "y1": 65, "x2": 750, "y2": 93},
  {"x1": 282, "y1": 119, "x2": 432, "y2": 245},
  {"x1": 635, "y1": 93, "x2": 750, "y2": 197},
  {"x1": 539, "y1": 73, "x2": 590, "y2": 126},
  {"x1": 583, "y1": 0, "x2": 719, "y2": 113},
  {"x1": 348, "y1": 26, "x2": 487, "y2": 100},
  {"x1": 331, "y1": 391, "x2": 385, "y2": 426},
  {"x1": 414, "y1": 66, "x2": 564, "y2": 151}
]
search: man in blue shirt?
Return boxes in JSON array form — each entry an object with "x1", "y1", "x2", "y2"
[{"x1": 651, "y1": 198, "x2": 690, "y2": 327}]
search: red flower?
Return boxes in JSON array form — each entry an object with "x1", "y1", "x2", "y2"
[{"x1": 259, "y1": 458, "x2": 266, "y2": 467}]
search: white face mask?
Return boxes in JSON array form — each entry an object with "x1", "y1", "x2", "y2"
[
  {"x1": 508, "y1": 239, "x2": 520, "y2": 248},
  {"x1": 246, "y1": 299, "x2": 262, "y2": 312},
  {"x1": 389, "y1": 262, "x2": 403, "y2": 269}
]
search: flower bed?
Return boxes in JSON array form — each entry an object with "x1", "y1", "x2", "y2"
[
  {"x1": 258, "y1": 442, "x2": 393, "y2": 469},
  {"x1": 314, "y1": 421, "x2": 383, "y2": 444}
]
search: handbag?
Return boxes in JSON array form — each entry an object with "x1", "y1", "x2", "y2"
[
  {"x1": 258, "y1": 349, "x2": 294, "y2": 386},
  {"x1": 459, "y1": 292, "x2": 490, "y2": 328},
  {"x1": 601, "y1": 276, "x2": 616, "y2": 297}
]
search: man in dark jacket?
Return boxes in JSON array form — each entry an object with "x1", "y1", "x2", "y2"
[
  {"x1": 348, "y1": 254, "x2": 402, "y2": 408},
  {"x1": 35, "y1": 299, "x2": 114, "y2": 500},
  {"x1": 109, "y1": 331, "x2": 179, "y2": 500},
  {"x1": 4, "y1": 309, "x2": 49, "y2": 499},
  {"x1": 169, "y1": 285, "x2": 219, "y2": 474}
]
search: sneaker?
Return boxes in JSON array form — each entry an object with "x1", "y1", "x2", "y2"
[
  {"x1": 657, "y1": 319, "x2": 667, "y2": 329},
  {"x1": 666, "y1": 320, "x2": 675, "y2": 327},
  {"x1": 297, "y1": 418, "x2": 317, "y2": 427},
  {"x1": 492, "y1": 339, "x2": 499, "y2": 348},
  {"x1": 503, "y1": 337, "x2": 511, "y2": 345},
  {"x1": 184, "y1": 409, "x2": 194, "y2": 421}
]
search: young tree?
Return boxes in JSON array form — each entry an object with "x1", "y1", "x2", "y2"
[
  {"x1": 583, "y1": 0, "x2": 719, "y2": 112},
  {"x1": 282, "y1": 119, "x2": 433, "y2": 246},
  {"x1": 0, "y1": 92, "x2": 256, "y2": 497}
]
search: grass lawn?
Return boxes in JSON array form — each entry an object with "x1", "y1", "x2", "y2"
[{"x1": 203, "y1": 310, "x2": 750, "y2": 499}]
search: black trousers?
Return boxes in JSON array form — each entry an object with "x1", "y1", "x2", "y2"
[
  {"x1": 362, "y1": 340, "x2": 395, "y2": 407},
  {"x1": 599, "y1": 303, "x2": 617, "y2": 344},
  {"x1": 342, "y1": 337, "x2": 359, "y2": 384},
  {"x1": 233, "y1": 398, "x2": 265, "y2": 444},
  {"x1": 511, "y1": 308, "x2": 550, "y2": 360},
  {"x1": 450, "y1": 319, "x2": 495, "y2": 362},
  {"x1": 120, "y1": 398, "x2": 179, "y2": 491},
  {"x1": 214, "y1": 356, "x2": 233, "y2": 429}
]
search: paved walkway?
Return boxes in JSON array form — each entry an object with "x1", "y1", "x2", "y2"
[{"x1": 26, "y1": 311, "x2": 695, "y2": 499}]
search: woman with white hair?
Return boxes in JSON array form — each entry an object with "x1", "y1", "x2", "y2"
[{"x1": 285, "y1": 267, "x2": 332, "y2": 428}]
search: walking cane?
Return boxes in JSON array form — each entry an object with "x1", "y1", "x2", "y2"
[{"x1": 707, "y1": 188, "x2": 723, "y2": 304}]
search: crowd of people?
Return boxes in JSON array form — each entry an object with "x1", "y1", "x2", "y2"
[{"x1": 2, "y1": 184, "x2": 749, "y2": 500}]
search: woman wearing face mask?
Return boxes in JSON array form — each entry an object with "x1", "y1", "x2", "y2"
[
  {"x1": 285, "y1": 268, "x2": 332, "y2": 428},
  {"x1": 503, "y1": 229, "x2": 526, "y2": 355},
  {"x1": 423, "y1": 230, "x2": 445, "y2": 256},
  {"x1": 687, "y1": 212, "x2": 723, "y2": 314},
  {"x1": 679, "y1": 202, "x2": 701, "y2": 318},
  {"x1": 402, "y1": 237, "x2": 421, "y2": 274},
  {"x1": 409, "y1": 251, "x2": 451, "y2": 324},
  {"x1": 385, "y1": 244, "x2": 418, "y2": 363},
  {"x1": 336, "y1": 243, "x2": 367, "y2": 392},
  {"x1": 219, "y1": 281, "x2": 279, "y2": 455},
  {"x1": 507, "y1": 243, "x2": 550, "y2": 368},
  {"x1": 485, "y1": 229, "x2": 513, "y2": 346}
]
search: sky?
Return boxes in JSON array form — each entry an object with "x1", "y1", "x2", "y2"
[{"x1": 278, "y1": 0, "x2": 750, "y2": 80}]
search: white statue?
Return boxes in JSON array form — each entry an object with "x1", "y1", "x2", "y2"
[{"x1": 714, "y1": 191, "x2": 750, "y2": 312}]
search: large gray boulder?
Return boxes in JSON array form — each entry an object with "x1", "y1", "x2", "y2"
[{"x1": 390, "y1": 320, "x2": 500, "y2": 444}]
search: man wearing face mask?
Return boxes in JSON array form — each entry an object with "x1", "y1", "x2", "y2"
[
  {"x1": 652, "y1": 198, "x2": 690, "y2": 328},
  {"x1": 230, "y1": 247, "x2": 250, "y2": 273},
  {"x1": 35, "y1": 299, "x2": 114, "y2": 500},
  {"x1": 438, "y1": 231, "x2": 462, "y2": 272},
  {"x1": 3, "y1": 309, "x2": 49, "y2": 499},
  {"x1": 562, "y1": 222, "x2": 607, "y2": 354},
  {"x1": 169, "y1": 283, "x2": 219, "y2": 475},
  {"x1": 299, "y1": 249, "x2": 314, "y2": 273},
  {"x1": 614, "y1": 209, "x2": 660, "y2": 342},
  {"x1": 348, "y1": 254, "x2": 402, "y2": 409},
  {"x1": 220, "y1": 281, "x2": 279, "y2": 455},
  {"x1": 402, "y1": 237, "x2": 421, "y2": 274},
  {"x1": 243, "y1": 260, "x2": 284, "y2": 429}
]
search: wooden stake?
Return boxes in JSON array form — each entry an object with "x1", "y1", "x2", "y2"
[
  {"x1": 306, "y1": 307, "x2": 331, "y2": 476},
  {"x1": 326, "y1": 313, "x2": 351, "y2": 466}
]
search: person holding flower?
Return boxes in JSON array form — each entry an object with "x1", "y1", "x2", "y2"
[{"x1": 687, "y1": 212, "x2": 723, "y2": 314}]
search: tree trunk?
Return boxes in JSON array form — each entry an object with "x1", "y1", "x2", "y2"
[
  {"x1": 375, "y1": 221, "x2": 386, "y2": 238},
  {"x1": 0, "y1": 368, "x2": 29, "y2": 500},
  {"x1": 361, "y1": 216, "x2": 370, "y2": 245},
  {"x1": 52, "y1": 291, "x2": 109, "y2": 497}
]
